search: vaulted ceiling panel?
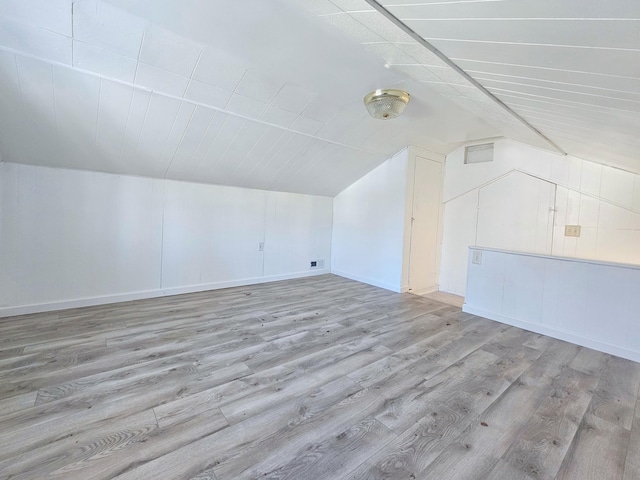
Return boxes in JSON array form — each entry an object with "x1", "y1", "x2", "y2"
[
  {"x1": 2, "y1": 0, "x2": 72, "y2": 35},
  {"x1": 378, "y1": 0, "x2": 640, "y2": 172},
  {"x1": 155, "y1": 102, "x2": 197, "y2": 176},
  {"x1": 384, "y1": 0, "x2": 639, "y2": 20},
  {"x1": 0, "y1": 0, "x2": 505, "y2": 195},
  {"x1": 53, "y1": 65, "x2": 101, "y2": 170},
  {"x1": 134, "y1": 63, "x2": 189, "y2": 98},
  {"x1": 72, "y1": 0, "x2": 146, "y2": 59},
  {"x1": 163, "y1": 106, "x2": 217, "y2": 179},
  {"x1": 474, "y1": 75, "x2": 640, "y2": 104},
  {"x1": 194, "y1": 115, "x2": 248, "y2": 178},
  {"x1": 130, "y1": 93, "x2": 183, "y2": 178},
  {"x1": 119, "y1": 89, "x2": 152, "y2": 168},
  {"x1": 420, "y1": 41, "x2": 640, "y2": 79},
  {"x1": 485, "y1": 82, "x2": 640, "y2": 114},
  {"x1": 73, "y1": 41, "x2": 137, "y2": 83},
  {"x1": 0, "y1": 0, "x2": 637, "y2": 193},
  {"x1": 15, "y1": 57, "x2": 59, "y2": 166},
  {"x1": 459, "y1": 60, "x2": 640, "y2": 95},
  {"x1": 224, "y1": 94, "x2": 269, "y2": 119},
  {"x1": 95, "y1": 80, "x2": 134, "y2": 169},
  {"x1": 207, "y1": 121, "x2": 269, "y2": 182},
  {"x1": 139, "y1": 25, "x2": 202, "y2": 77},
  {"x1": 250, "y1": 135, "x2": 315, "y2": 191},
  {"x1": 0, "y1": 15, "x2": 71, "y2": 64}
]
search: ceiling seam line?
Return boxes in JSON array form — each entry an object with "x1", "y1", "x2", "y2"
[
  {"x1": 362, "y1": 0, "x2": 567, "y2": 155},
  {"x1": 0, "y1": 46, "x2": 382, "y2": 158},
  {"x1": 470, "y1": 75, "x2": 640, "y2": 96},
  {"x1": 453, "y1": 59, "x2": 640, "y2": 80},
  {"x1": 398, "y1": 39, "x2": 640, "y2": 53},
  {"x1": 393, "y1": 18, "x2": 640, "y2": 21}
]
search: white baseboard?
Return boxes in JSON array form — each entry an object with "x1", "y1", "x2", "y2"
[
  {"x1": 0, "y1": 269, "x2": 330, "y2": 318},
  {"x1": 463, "y1": 304, "x2": 640, "y2": 363},
  {"x1": 331, "y1": 270, "x2": 402, "y2": 293}
]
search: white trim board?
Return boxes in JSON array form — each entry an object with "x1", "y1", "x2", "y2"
[
  {"x1": 0, "y1": 269, "x2": 330, "y2": 318},
  {"x1": 471, "y1": 246, "x2": 640, "y2": 272},
  {"x1": 464, "y1": 247, "x2": 640, "y2": 364},
  {"x1": 331, "y1": 269, "x2": 402, "y2": 293},
  {"x1": 464, "y1": 304, "x2": 640, "y2": 364}
]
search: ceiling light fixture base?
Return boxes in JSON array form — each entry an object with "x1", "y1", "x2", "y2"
[{"x1": 364, "y1": 88, "x2": 410, "y2": 120}]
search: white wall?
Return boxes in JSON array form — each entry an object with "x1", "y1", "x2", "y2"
[
  {"x1": 332, "y1": 149, "x2": 409, "y2": 292},
  {"x1": 464, "y1": 247, "x2": 640, "y2": 363},
  {"x1": 0, "y1": 162, "x2": 332, "y2": 316},
  {"x1": 440, "y1": 139, "x2": 640, "y2": 296}
]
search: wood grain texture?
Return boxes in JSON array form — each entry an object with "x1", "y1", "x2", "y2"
[
  {"x1": 557, "y1": 414, "x2": 630, "y2": 480},
  {"x1": 0, "y1": 274, "x2": 636, "y2": 480},
  {"x1": 624, "y1": 398, "x2": 640, "y2": 480}
]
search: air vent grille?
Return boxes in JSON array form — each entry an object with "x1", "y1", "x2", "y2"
[{"x1": 464, "y1": 143, "x2": 494, "y2": 164}]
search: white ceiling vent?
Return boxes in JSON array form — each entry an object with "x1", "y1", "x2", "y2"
[{"x1": 464, "y1": 143, "x2": 494, "y2": 164}]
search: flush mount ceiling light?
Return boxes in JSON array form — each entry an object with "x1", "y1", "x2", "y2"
[{"x1": 363, "y1": 89, "x2": 410, "y2": 120}]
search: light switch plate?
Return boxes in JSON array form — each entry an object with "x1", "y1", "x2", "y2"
[
  {"x1": 565, "y1": 225, "x2": 581, "y2": 237},
  {"x1": 472, "y1": 250, "x2": 482, "y2": 265}
]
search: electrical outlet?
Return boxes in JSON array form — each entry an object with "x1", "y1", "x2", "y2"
[
  {"x1": 317, "y1": 259, "x2": 325, "y2": 268},
  {"x1": 565, "y1": 225, "x2": 581, "y2": 237},
  {"x1": 310, "y1": 261, "x2": 317, "y2": 268},
  {"x1": 472, "y1": 250, "x2": 482, "y2": 265},
  {"x1": 258, "y1": 242, "x2": 264, "y2": 251}
]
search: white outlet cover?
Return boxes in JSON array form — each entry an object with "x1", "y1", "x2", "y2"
[{"x1": 472, "y1": 251, "x2": 482, "y2": 265}]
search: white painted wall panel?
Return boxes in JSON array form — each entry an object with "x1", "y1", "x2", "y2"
[
  {"x1": 439, "y1": 191, "x2": 477, "y2": 296},
  {"x1": 161, "y1": 182, "x2": 265, "y2": 288},
  {"x1": 441, "y1": 139, "x2": 640, "y2": 296},
  {"x1": 0, "y1": 163, "x2": 333, "y2": 316},
  {"x1": 0, "y1": 163, "x2": 163, "y2": 307},
  {"x1": 476, "y1": 172, "x2": 555, "y2": 254},
  {"x1": 263, "y1": 192, "x2": 333, "y2": 277},
  {"x1": 464, "y1": 248, "x2": 640, "y2": 362},
  {"x1": 601, "y1": 166, "x2": 635, "y2": 209},
  {"x1": 332, "y1": 149, "x2": 408, "y2": 292}
]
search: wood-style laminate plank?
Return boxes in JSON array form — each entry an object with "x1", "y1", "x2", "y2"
[
  {"x1": 587, "y1": 355, "x2": 640, "y2": 430},
  {"x1": 557, "y1": 414, "x2": 630, "y2": 480},
  {"x1": 349, "y1": 340, "x2": 577, "y2": 480},
  {"x1": 258, "y1": 417, "x2": 396, "y2": 480},
  {"x1": 0, "y1": 274, "x2": 636, "y2": 480},
  {"x1": 498, "y1": 368, "x2": 599, "y2": 479},
  {"x1": 624, "y1": 397, "x2": 640, "y2": 479},
  {"x1": 413, "y1": 347, "x2": 596, "y2": 479}
]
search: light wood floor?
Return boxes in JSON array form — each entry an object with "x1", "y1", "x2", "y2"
[
  {"x1": 1, "y1": 275, "x2": 639, "y2": 480},
  {"x1": 421, "y1": 291, "x2": 465, "y2": 308}
]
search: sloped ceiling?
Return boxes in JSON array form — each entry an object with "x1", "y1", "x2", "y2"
[
  {"x1": 0, "y1": 0, "x2": 637, "y2": 196},
  {"x1": 372, "y1": 0, "x2": 640, "y2": 174}
]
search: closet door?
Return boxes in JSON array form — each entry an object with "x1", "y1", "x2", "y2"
[{"x1": 408, "y1": 156, "x2": 443, "y2": 293}]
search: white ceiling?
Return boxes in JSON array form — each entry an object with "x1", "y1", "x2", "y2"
[
  {"x1": 0, "y1": 0, "x2": 637, "y2": 196},
  {"x1": 374, "y1": 0, "x2": 640, "y2": 173}
]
